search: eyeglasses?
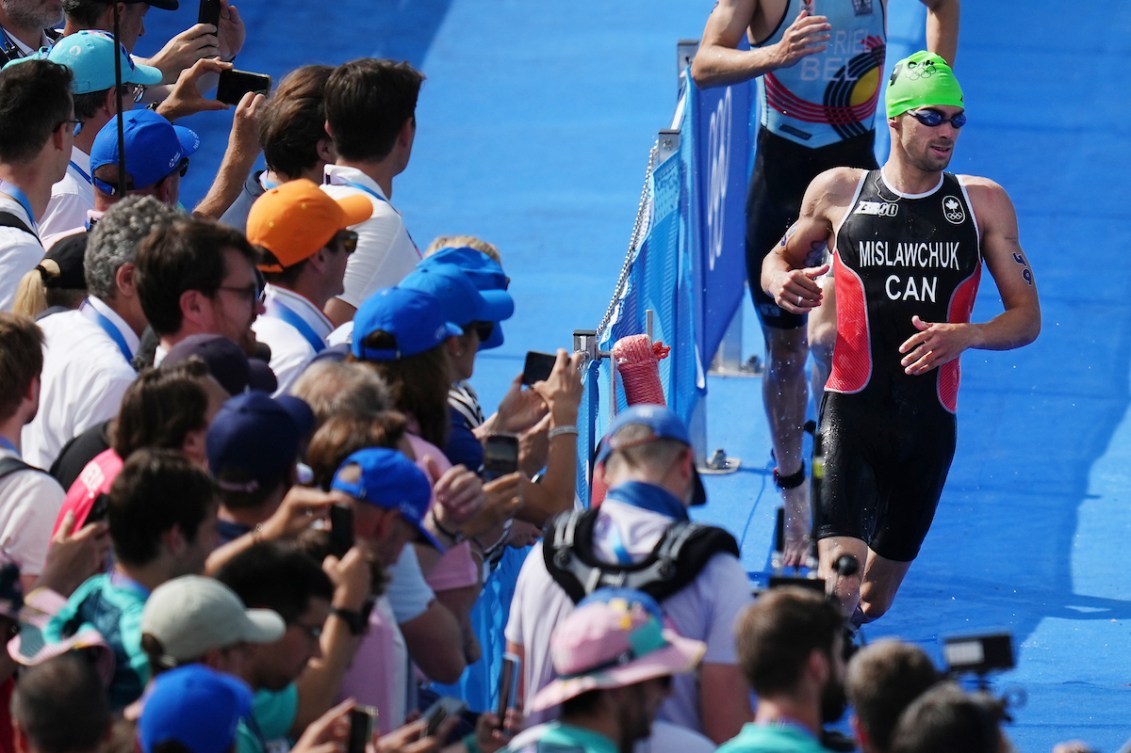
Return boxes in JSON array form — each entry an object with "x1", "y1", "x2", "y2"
[
  {"x1": 289, "y1": 621, "x2": 323, "y2": 642},
  {"x1": 217, "y1": 282, "x2": 265, "y2": 305},
  {"x1": 126, "y1": 83, "x2": 147, "y2": 104},
  {"x1": 332, "y1": 230, "x2": 359, "y2": 255},
  {"x1": 906, "y1": 108, "x2": 967, "y2": 129},
  {"x1": 57, "y1": 118, "x2": 83, "y2": 137}
]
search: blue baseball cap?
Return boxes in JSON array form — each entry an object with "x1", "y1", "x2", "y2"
[
  {"x1": 351, "y1": 287, "x2": 462, "y2": 361},
  {"x1": 419, "y1": 246, "x2": 510, "y2": 349},
  {"x1": 46, "y1": 31, "x2": 161, "y2": 94},
  {"x1": 330, "y1": 448, "x2": 441, "y2": 550},
  {"x1": 595, "y1": 405, "x2": 706, "y2": 506},
  {"x1": 206, "y1": 392, "x2": 314, "y2": 493},
  {"x1": 90, "y1": 109, "x2": 200, "y2": 194},
  {"x1": 399, "y1": 265, "x2": 513, "y2": 327},
  {"x1": 138, "y1": 665, "x2": 253, "y2": 753}
]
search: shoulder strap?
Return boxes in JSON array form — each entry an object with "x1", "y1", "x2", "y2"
[
  {"x1": 0, "y1": 456, "x2": 40, "y2": 482},
  {"x1": 543, "y1": 509, "x2": 740, "y2": 604},
  {"x1": 0, "y1": 210, "x2": 34, "y2": 237}
]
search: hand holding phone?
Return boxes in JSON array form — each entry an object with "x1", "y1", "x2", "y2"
[
  {"x1": 482, "y1": 435, "x2": 519, "y2": 481},
  {"x1": 197, "y1": 0, "x2": 220, "y2": 26},
  {"x1": 216, "y1": 69, "x2": 271, "y2": 106},
  {"x1": 347, "y1": 705, "x2": 376, "y2": 753},
  {"x1": 522, "y1": 351, "x2": 557, "y2": 386},
  {"x1": 328, "y1": 504, "x2": 354, "y2": 559},
  {"x1": 422, "y1": 696, "x2": 466, "y2": 738}
]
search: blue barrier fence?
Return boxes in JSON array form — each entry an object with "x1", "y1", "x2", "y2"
[{"x1": 576, "y1": 66, "x2": 751, "y2": 506}]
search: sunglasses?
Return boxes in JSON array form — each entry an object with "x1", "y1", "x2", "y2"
[
  {"x1": 469, "y1": 321, "x2": 494, "y2": 341},
  {"x1": 333, "y1": 230, "x2": 359, "y2": 255},
  {"x1": 907, "y1": 108, "x2": 967, "y2": 129},
  {"x1": 58, "y1": 118, "x2": 83, "y2": 137}
]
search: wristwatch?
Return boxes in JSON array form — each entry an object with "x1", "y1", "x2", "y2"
[{"x1": 329, "y1": 606, "x2": 366, "y2": 636}]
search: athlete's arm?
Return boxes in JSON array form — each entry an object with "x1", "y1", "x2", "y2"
[
  {"x1": 690, "y1": 0, "x2": 830, "y2": 89},
  {"x1": 761, "y1": 167, "x2": 858, "y2": 314},
  {"x1": 921, "y1": 0, "x2": 961, "y2": 65},
  {"x1": 898, "y1": 177, "x2": 1040, "y2": 375}
]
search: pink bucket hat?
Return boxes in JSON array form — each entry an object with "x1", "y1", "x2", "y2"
[{"x1": 529, "y1": 588, "x2": 705, "y2": 712}]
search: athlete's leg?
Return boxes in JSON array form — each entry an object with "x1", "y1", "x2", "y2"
[
  {"x1": 857, "y1": 550, "x2": 913, "y2": 622},
  {"x1": 817, "y1": 535, "x2": 867, "y2": 619},
  {"x1": 763, "y1": 324, "x2": 812, "y2": 566}
]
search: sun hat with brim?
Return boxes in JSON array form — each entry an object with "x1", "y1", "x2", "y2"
[
  {"x1": 528, "y1": 588, "x2": 706, "y2": 712},
  {"x1": 7, "y1": 588, "x2": 115, "y2": 684}
]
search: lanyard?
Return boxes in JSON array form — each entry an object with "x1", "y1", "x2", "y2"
[
  {"x1": 82, "y1": 300, "x2": 133, "y2": 363},
  {"x1": 69, "y1": 160, "x2": 92, "y2": 186},
  {"x1": 604, "y1": 481, "x2": 689, "y2": 521},
  {"x1": 264, "y1": 297, "x2": 325, "y2": 353},
  {"x1": 2, "y1": 186, "x2": 37, "y2": 229},
  {"x1": 331, "y1": 177, "x2": 421, "y2": 257},
  {"x1": 0, "y1": 437, "x2": 18, "y2": 456}
]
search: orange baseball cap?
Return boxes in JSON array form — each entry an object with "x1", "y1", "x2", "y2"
[{"x1": 247, "y1": 179, "x2": 373, "y2": 271}]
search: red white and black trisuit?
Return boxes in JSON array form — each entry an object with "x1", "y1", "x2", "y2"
[{"x1": 815, "y1": 169, "x2": 981, "y2": 561}]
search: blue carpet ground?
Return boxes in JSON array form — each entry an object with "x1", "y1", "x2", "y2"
[{"x1": 145, "y1": 0, "x2": 1130, "y2": 749}]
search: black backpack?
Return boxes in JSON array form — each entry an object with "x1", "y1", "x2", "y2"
[{"x1": 542, "y1": 507, "x2": 740, "y2": 604}]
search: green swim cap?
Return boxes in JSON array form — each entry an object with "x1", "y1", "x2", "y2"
[{"x1": 885, "y1": 50, "x2": 964, "y2": 118}]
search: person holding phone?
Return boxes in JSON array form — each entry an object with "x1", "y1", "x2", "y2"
[{"x1": 690, "y1": 0, "x2": 959, "y2": 567}]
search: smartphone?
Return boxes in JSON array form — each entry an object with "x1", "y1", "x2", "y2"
[
  {"x1": 85, "y1": 493, "x2": 109, "y2": 527},
  {"x1": 197, "y1": 0, "x2": 220, "y2": 26},
  {"x1": 347, "y1": 705, "x2": 376, "y2": 753},
  {"x1": 328, "y1": 504, "x2": 354, "y2": 558},
  {"x1": 423, "y1": 696, "x2": 466, "y2": 738},
  {"x1": 521, "y1": 350, "x2": 557, "y2": 386},
  {"x1": 496, "y1": 652, "x2": 521, "y2": 723},
  {"x1": 216, "y1": 69, "x2": 272, "y2": 106},
  {"x1": 482, "y1": 434, "x2": 519, "y2": 480}
]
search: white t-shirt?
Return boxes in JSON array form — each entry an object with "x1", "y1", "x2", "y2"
[
  {"x1": 22, "y1": 297, "x2": 139, "y2": 469},
  {"x1": 0, "y1": 447, "x2": 65, "y2": 578},
  {"x1": 0, "y1": 193, "x2": 44, "y2": 311},
  {"x1": 321, "y1": 165, "x2": 420, "y2": 309},
  {"x1": 40, "y1": 147, "x2": 94, "y2": 250},
  {"x1": 505, "y1": 498, "x2": 753, "y2": 734}
]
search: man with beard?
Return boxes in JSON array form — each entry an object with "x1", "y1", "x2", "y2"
[
  {"x1": 135, "y1": 215, "x2": 264, "y2": 363},
  {"x1": 718, "y1": 587, "x2": 847, "y2": 753},
  {"x1": 0, "y1": 0, "x2": 63, "y2": 63},
  {"x1": 761, "y1": 51, "x2": 1040, "y2": 624},
  {"x1": 504, "y1": 588, "x2": 706, "y2": 753}
]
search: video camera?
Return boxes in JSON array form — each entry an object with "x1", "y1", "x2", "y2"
[{"x1": 941, "y1": 631, "x2": 1024, "y2": 722}]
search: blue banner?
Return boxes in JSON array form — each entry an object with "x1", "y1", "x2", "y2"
[{"x1": 686, "y1": 73, "x2": 750, "y2": 366}]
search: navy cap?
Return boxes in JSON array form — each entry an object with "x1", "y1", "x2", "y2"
[
  {"x1": 596, "y1": 405, "x2": 706, "y2": 507},
  {"x1": 399, "y1": 265, "x2": 513, "y2": 327},
  {"x1": 330, "y1": 448, "x2": 441, "y2": 550},
  {"x1": 138, "y1": 665, "x2": 253, "y2": 753},
  {"x1": 351, "y1": 287, "x2": 462, "y2": 361},
  {"x1": 37, "y1": 233, "x2": 87, "y2": 290},
  {"x1": 418, "y1": 246, "x2": 509, "y2": 349},
  {"x1": 206, "y1": 392, "x2": 314, "y2": 492},
  {"x1": 90, "y1": 109, "x2": 200, "y2": 194}
]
